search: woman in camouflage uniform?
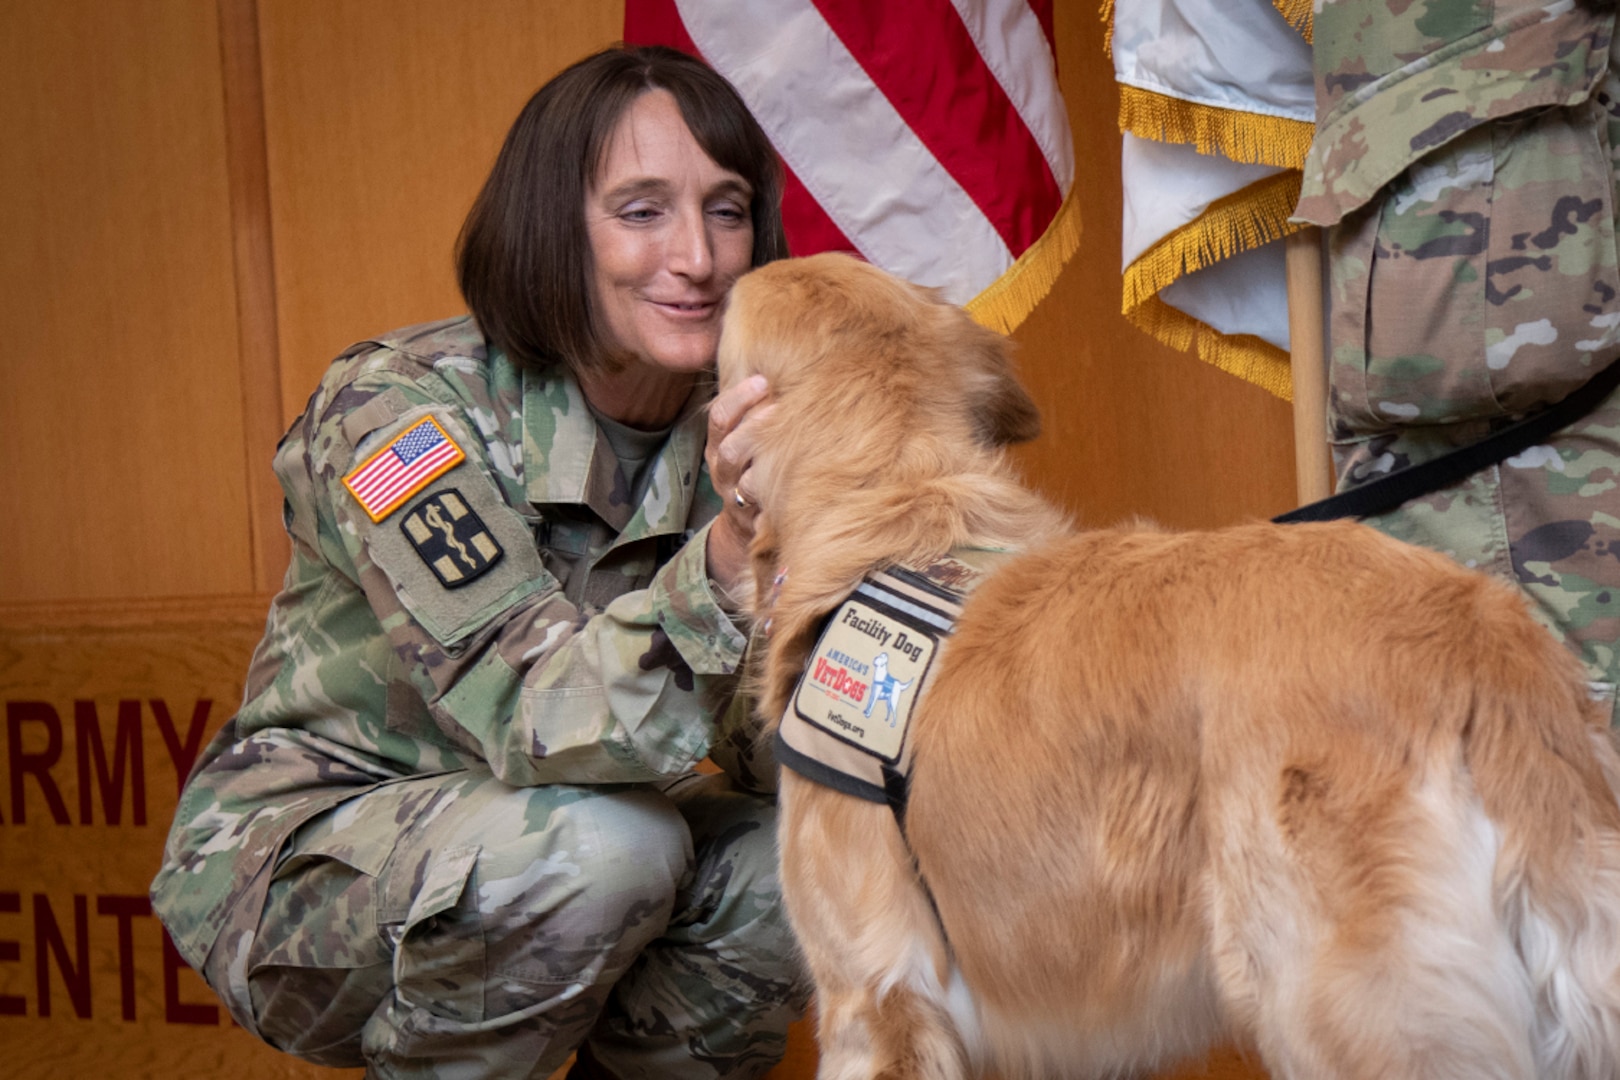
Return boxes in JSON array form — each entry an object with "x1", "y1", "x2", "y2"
[{"x1": 151, "y1": 44, "x2": 803, "y2": 1079}]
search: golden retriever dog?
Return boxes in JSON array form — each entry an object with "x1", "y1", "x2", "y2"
[{"x1": 716, "y1": 252, "x2": 1620, "y2": 1080}]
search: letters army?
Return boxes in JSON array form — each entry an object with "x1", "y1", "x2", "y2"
[{"x1": 3, "y1": 697, "x2": 228, "y2": 1025}]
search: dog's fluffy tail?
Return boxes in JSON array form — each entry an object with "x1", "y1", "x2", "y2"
[{"x1": 1463, "y1": 586, "x2": 1620, "y2": 1079}]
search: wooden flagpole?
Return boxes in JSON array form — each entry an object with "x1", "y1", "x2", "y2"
[{"x1": 1286, "y1": 227, "x2": 1333, "y2": 504}]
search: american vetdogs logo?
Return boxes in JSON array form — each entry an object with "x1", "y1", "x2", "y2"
[
  {"x1": 400, "y1": 489, "x2": 503, "y2": 587},
  {"x1": 794, "y1": 595, "x2": 938, "y2": 762}
]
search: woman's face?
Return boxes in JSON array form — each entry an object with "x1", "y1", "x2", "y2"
[{"x1": 585, "y1": 89, "x2": 756, "y2": 379}]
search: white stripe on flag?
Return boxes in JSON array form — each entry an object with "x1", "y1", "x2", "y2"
[
  {"x1": 675, "y1": 0, "x2": 1014, "y2": 303},
  {"x1": 946, "y1": 0, "x2": 1073, "y2": 192}
]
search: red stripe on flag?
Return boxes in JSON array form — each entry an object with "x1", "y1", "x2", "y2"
[
  {"x1": 624, "y1": 0, "x2": 701, "y2": 55},
  {"x1": 810, "y1": 0, "x2": 1062, "y2": 257}
]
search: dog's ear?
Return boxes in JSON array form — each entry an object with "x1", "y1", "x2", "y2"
[{"x1": 963, "y1": 321, "x2": 1041, "y2": 446}]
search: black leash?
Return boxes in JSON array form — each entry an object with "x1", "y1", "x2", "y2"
[{"x1": 1273, "y1": 359, "x2": 1620, "y2": 524}]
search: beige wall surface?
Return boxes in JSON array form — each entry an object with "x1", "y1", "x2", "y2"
[
  {"x1": 0, "y1": 1, "x2": 1290, "y2": 1077},
  {"x1": 0, "y1": 0, "x2": 253, "y2": 605},
  {"x1": 259, "y1": 0, "x2": 623, "y2": 414}
]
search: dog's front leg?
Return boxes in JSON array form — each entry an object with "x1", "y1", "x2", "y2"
[{"x1": 778, "y1": 773, "x2": 969, "y2": 1080}]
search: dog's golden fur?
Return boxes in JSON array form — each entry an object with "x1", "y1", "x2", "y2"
[{"x1": 717, "y1": 253, "x2": 1620, "y2": 1080}]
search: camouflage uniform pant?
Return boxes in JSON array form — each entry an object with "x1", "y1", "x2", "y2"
[
  {"x1": 201, "y1": 768, "x2": 806, "y2": 1079},
  {"x1": 1337, "y1": 397, "x2": 1620, "y2": 721},
  {"x1": 1327, "y1": 51, "x2": 1620, "y2": 721}
]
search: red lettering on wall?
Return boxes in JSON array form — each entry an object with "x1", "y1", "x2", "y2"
[
  {"x1": 151, "y1": 698, "x2": 213, "y2": 795},
  {"x1": 34, "y1": 893, "x2": 91, "y2": 1018},
  {"x1": 2, "y1": 697, "x2": 221, "y2": 826},
  {"x1": 0, "y1": 891, "x2": 231, "y2": 1025},
  {"x1": 96, "y1": 895, "x2": 152, "y2": 1022},
  {"x1": 76, "y1": 699, "x2": 147, "y2": 826},
  {"x1": 0, "y1": 891, "x2": 23, "y2": 1016},
  {"x1": 6, "y1": 701, "x2": 70, "y2": 825}
]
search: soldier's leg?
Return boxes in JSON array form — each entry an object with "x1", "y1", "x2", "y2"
[
  {"x1": 1341, "y1": 387, "x2": 1620, "y2": 726},
  {"x1": 576, "y1": 771, "x2": 809, "y2": 1080},
  {"x1": 1496, "y1": 393, "x2": 1620, "y2": 720},
  {"x1": 231, "y1": 768, "x2": 694, "y2": 1079}
]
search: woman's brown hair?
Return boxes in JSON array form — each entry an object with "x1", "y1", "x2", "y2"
[{"x1": 456, "y1": 44, "x2": 787, "y2": 375}]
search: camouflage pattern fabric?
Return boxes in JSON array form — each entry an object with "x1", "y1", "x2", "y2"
[
  {"x1": 1295, "y1": 1, "x2": 1620, "y2": 716},
  {"x1": 151, "y1": 317, "x2": 798, "y2": 1076},
  {"x1": 210, "y1": 769, "x2": 803, "y2": 1079}
]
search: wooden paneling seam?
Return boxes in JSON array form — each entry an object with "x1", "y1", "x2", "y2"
[{"x1": 218, "y1": 0, "x2": 288, "y2": 595}]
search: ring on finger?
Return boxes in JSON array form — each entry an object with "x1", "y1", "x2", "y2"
[{"x1": 734, "y1": 488, "x2": 749, "y2": 509}]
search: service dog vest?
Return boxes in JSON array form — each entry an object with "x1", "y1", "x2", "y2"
[{"x1": 774, "y1": 549, "x2": 1007, "y2": 813}]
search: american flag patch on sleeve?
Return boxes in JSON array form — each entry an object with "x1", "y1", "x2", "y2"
[{"x1": 343, "y1": 416, "x2": 466, "y2": 522}]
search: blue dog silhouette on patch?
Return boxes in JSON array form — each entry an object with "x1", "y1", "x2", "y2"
[{"x1": 864, "y1": 652, "x2": 914, "y2": 726}]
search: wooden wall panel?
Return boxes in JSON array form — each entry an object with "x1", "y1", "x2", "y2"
[
  {"x1": 1012, "y1": 3, "x2": 1298, "y2": 530},
  {"x1": 257, "y1": 0, "x2": 626, "y2": 423},
  {"x1": 0, "y1": 0, "x2": 255, "y2": 605}
]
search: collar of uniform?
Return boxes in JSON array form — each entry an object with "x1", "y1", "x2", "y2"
[{"x1": 521, "y1": 363, "x2": 709, "y2": 539}]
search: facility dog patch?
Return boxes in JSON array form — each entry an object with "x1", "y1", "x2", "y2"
[
  {"x1": 776, "y1": 551, "x2": 1004, "y2": 806},
  {"x1": 793, "y1": 592, "x2": 943, "y2": 763}
]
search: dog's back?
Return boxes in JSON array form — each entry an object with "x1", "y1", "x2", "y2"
[{"x1": 902, "y1": 520, "x2": 1620, "y2": 1079}]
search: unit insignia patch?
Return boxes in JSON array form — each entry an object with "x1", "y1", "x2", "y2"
[{"x1": 400, "y1": 489, "x2": 504, "y2": 588}]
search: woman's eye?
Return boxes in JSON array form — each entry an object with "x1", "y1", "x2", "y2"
[
  {"x1": 619, "y1": 205, "x2": 661, "y2": 223},
  {"x1": 710, "y1": 202, "x2": 748, "y2": 224}
]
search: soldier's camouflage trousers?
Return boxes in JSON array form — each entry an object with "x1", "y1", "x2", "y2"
[
  {"x1": 1338, "y1": 391, "x2": 1620, "y2": 722},
  {"x1": 200, "y1": 768, "x2": 807, "y2": 1079}
]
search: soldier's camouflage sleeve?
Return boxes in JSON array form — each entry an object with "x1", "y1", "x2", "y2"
[{"x1": 268, "y1": 336, "x2": 748, "y2": 788}]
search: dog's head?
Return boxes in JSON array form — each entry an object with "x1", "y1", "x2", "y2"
[
  {"x1": 718, "y1": 253, "x2": 1039, "y2": 457},
  {"x1": 716, "y1": 254, "x2": 1043, "y2": 670}
]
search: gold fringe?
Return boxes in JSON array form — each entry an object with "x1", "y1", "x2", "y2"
[
  {"x1": 1272, "y1": 0, "x2": 1313, "y2": 44},
  {"x1": 1100, "y1": 0, "x2": 1115, "y2": 59},
  {"x1": 1120, "y1": 171, "x2": 1305, "y2": 400},
  {"x1": 1122, "y1": 171, "x2": 1304, "y2": 310},
  {"x1": 1118, "y1": 84, "x2": 1313, "y2": 169},
  {"x1": 1128, "y1": 295, "x2": 1294, "y2": 400},
  {"x1": 966, "y1": 185, "x2": 1083, "y2": 335}
]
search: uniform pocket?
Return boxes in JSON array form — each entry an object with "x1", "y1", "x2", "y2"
[
  {"x1": 1357, "y1": 122, "x2": 1504, "y2": 428},
  {"x1": 390, "y1": 843, "x2": 486, "y2": 1023},
  {"x1": 1342, "y1": 102, "x2": 1620, "y2": 436},
  {"x1": 1480, "y1": 101, "x2": 1620, "y2": 412},
  {"x1": 251, "y1": 817, "x2": 396, "y2": 974}
]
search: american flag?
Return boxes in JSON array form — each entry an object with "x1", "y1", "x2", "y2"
[
  {"x1": 624, "y1": 0, "x2": 1076, "y2": 335},
  {"x1": 343, "y1": 416, "x2": 465, "y2": 522}
]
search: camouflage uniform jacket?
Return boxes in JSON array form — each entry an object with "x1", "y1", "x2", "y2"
[{"x1": 152, "y1": 316, "x2": 752, "y2": 971}]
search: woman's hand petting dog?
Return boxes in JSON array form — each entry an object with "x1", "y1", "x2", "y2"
[{"x1": 705, "y1": 372, "x2": 774, "y2": 599}]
